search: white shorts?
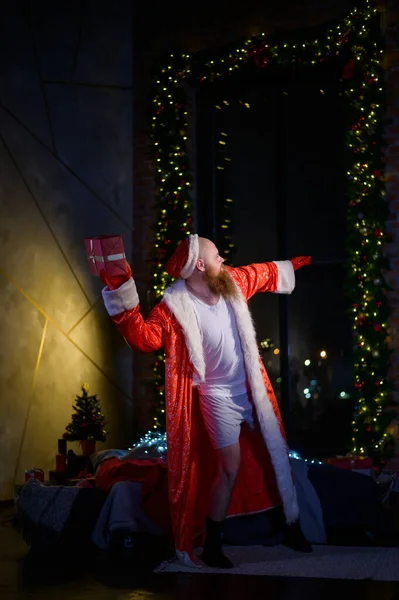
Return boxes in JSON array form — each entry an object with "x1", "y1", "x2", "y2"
[{"x1": 199, "y1": 392, "x2": 255, "y2": 450}]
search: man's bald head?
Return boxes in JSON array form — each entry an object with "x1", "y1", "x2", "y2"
[{"x1": 198, "y1": 237, "x2": 215, "y2": 261}]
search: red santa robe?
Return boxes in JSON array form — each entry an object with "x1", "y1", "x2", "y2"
[{"x1": 102, "y1": 260, "x2": 299, "y2": 565}]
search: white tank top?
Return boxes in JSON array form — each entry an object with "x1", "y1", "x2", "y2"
[{"x1": 189, "y1": 294, "x2": 247, "y2": 397}]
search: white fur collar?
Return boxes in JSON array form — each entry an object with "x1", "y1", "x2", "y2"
[{"x1": 163, "y1": 280, "x2": 206, "y2": 382}]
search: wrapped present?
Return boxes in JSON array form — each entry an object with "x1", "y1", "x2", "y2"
[
  {"x1": 84, "y1": 235, "x2": 128, "y2": 277},
  {"x1": 352, "y1": 457, "x2": 373, "y2": 469},
  {"x1": 322, "y1": 455, "x2": 373, "y2": 470},
  {"x1": 25, "y1": 468, "x2": 45, "y2": 483}
]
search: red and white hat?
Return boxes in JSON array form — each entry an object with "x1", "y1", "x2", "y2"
[{"x1": 165, "y1": 234, "x2": 199, "y2": 279}]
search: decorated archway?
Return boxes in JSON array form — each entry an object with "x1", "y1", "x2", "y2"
[{"x1": 149, "y1": 0, "x2": 392, "y2": 462}]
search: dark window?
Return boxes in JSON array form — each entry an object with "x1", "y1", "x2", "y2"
[{"x1": 195, "y1": 62, "x2": 353, "y2": 456}]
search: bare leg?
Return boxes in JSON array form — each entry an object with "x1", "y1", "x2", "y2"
[
  {"x1": 208, "y1": 442, "x2": 240, "y2": 521},
  {"x1": 202, "y1": 442, "x2": 240, "y2": 568}
]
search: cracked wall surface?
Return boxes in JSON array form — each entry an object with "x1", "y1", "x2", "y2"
[{"x1": 0, "y1": 0, "x2": 134, "y2": 499}]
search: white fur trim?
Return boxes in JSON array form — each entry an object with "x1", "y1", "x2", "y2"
[
  {"x1": 180, "y1": 234, "x2": 199, "y2": 279},
  {"x1": 163, "y1": 280, "x2": 206, "y2": 381},
  {"x1": 163, "y1": 278, "x2": 299, "y2": 524},
  {"x1": 228, "y1": 282, "x2": 299, "y2": 523},
  {"x1": 273, "y1": 260, "x2": 295, "y2": 294},
  {"x1": 102, "y1": 277, "x2": 139, "y2": 316}
]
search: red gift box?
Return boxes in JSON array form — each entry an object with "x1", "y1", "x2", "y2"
[
  {"x1": 84, "y1": 235, "x2": 128, "y2": 277},
  {"x1": 25, "y1": 468, "x2": 44, "y2": 483},
  {"x1": 352, "y1": 457, "x2": 373, "y2": 469},
  {"x1": 322, "y1": 456, "x2": 373, "y2": 470}
]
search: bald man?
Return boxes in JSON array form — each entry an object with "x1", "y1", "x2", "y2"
[{"x1": 101, "y1": 234, "x2": 311, "y2": 568}]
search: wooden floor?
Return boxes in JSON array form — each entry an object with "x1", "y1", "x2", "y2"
[{"x1": 2, "y1": 506, "x2": 399, "y2": 600}]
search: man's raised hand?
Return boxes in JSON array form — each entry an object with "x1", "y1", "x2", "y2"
[
  {"x1": 290, "y1": 256, "x2": 311, "y2": 271},
  {"x1": 99, "y1": 261, "x2": 132, "y2": 290}
]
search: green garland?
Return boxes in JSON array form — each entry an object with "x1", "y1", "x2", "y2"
[{"x1": 150, "y1": 0, "x2": 393, "y2": 462}]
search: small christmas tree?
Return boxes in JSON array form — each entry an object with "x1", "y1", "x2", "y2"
[{"x1": 63, "y1": 383, "x2": 108, "y2": 442}]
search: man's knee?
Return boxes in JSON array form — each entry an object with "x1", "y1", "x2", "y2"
[
  {"x1": 221, "y1": 464, "x2": 239, "y2": 488},
  {"x1": 218, "y1": 443, "x2": 240, "y2": 487}
]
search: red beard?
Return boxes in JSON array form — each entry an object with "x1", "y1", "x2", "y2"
[{"x1": 204, "y1": 267, "x2": 238, "y2": 300}]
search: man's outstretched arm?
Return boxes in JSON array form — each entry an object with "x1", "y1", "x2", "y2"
[{"x1": 227, "y1": 256, "x2": 311, "y2": 300}]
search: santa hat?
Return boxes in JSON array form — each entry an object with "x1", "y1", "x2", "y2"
[{"x1": 165, "y1": 234, "x2": 199, "y2": 279}]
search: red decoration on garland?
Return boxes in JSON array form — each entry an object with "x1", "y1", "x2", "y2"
[
  {"x1": 249, "y1": 46, "x2": 270, "y2": 69},
  {"x1": 341, "y1": 58, "x2": 356, "y2": 79}
]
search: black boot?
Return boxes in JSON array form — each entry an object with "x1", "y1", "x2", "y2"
[
  {"x1": 283, "y1": 520, "x2": 313, "y2": 553},
  {"x1": 201, "y1": 517, "x2": 234, "y2": 568}
]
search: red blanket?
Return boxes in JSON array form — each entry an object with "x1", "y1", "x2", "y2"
[{"x1": 95, "y1": 457, "x2": 172, "y2": 535}]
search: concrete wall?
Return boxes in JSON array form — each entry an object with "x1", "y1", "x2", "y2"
[{"x1": 0, "y1": 0, "x2": 134, "y2": 500}]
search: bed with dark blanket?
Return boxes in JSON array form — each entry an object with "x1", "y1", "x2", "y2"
[
  {"x1": 92, "y1": 452, "x2": 391, "y2": 548},
  {"x1": 16, "y1": 449, "x2": 393, "y2": 559},
  {"x1": 17, "y1": 479, "x2": 106, "y2": 555}
]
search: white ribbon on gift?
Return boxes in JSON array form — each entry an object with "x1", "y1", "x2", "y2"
[
  {"x1": 88, "y1": 239, "x2": 125, "y2": 267},
  {"x1": 89, "y1": 253, "x2": 126, "y2": 263}
]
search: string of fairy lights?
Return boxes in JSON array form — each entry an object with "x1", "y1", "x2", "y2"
[
  {"x1": 128, "y1": 429, "x2": 325, "y2": 467},
  {"x1": 149, "y1": 0, "x2": 393, "y2": 461},
  {"x1": 343, "y1": 21, "x2": 393, "y2": 460}
]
